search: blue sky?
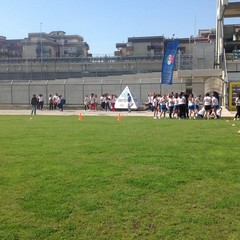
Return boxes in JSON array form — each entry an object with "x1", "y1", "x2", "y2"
[{"x1": 0, "y1": 0, "x2": 239, "y2": 56}]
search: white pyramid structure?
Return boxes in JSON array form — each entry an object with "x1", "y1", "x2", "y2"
[{"x1": 115, "y1": 86, "x2": 141, "y2": 110}]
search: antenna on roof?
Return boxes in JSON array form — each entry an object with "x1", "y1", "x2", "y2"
[{"x1": 194, "y1": 14, "x2": 197, "y2": 42}]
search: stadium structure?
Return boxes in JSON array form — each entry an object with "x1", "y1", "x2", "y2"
[{"x1": 0, "y1": 0, "x2": 239, "y2": 109}]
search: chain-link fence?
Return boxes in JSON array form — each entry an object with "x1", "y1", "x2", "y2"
[{"x1": 0, "y1": 75, "x2": 206, "y2": 107}]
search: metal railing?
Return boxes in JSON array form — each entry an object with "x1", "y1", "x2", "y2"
[{"x1": 0, "y1": 54, "x2": 195, "y2": 81}]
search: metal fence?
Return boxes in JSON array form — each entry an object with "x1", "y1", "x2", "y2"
[{"x1": 0, "y1": 75, "x2": 205, "y2": 107}]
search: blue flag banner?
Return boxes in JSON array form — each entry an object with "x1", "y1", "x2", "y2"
[{"x1": 161, "y1": 39, "x2": 179, "y2": 85}]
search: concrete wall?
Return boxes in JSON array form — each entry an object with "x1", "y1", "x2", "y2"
[{"x1": 193, "y1": 43, "x2": 215, "y2": 69}]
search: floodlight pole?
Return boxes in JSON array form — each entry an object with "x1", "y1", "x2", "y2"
[{"x1": 40, "y1": 22, "x2": 43, "y2": 64}]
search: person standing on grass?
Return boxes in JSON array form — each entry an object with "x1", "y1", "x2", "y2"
[
  {"x1": 84, "y1": 95, "x2": 89, "y2": 111},
  {"x1": 153, "y1": 94, "x2": 159, "y2": 119},
  {"x1": 178, "y1": 92, "x2": 186, "y2": 119},
  {"x1": 94, "y1": 94, "x2": 98, "y2": 110},
  {"x1": 188, "y1": 94, "x2": 195, "y2": 119},
  {"x1": 90, "y1": 93, "x2": 95, "y2": 110},
  {"x1": 212, "y1": 93, "x2": 219, "y2": 119},
  {"x1": 31, "y1": 94, "x2": 38, "y2": 115},
  {"x1": 203, "y1": 92, "x2": 212, "y2": 119},
  {"x1": 194, "y1": 95, "x2": 201, "y2": 118},
  {"x1": 111, "y1": 94, "x2": 116, "y2": 111},
  {"x1": 148, "y1": 93, "x2": 154, "y2": 112},
  {"x1": 48, "y1": 94, "x2": 53, "y2": 110},
  {"x1": 148, "y1": 93, "x2": 152, "y2": 111},
  {"x1": 57, "y1": 95, "x2": 65, "y2": 112},
  {"x1": 127, "y1": 93, "x2": 132, "y2": 113},
  {"x1": 38, "y1": 93, "x2": 44, "y2": 110},
  {"x1": 53, "y1": 93, "x2": 59, "y2": 110},
  {"x1": 184, "y1": 92, "x2": 189, "y2": 118},
  {"x1": 234, "y1": 93, "x2": 240, "y2": 120},
  {"x1": 211, "y1": 106, "x2": 222, "y2": 119},
  {"x1": 159, "y1": 94, "x2": 167, "y2": 119},
  {"x1": 105, "y1": 94, "x2": 111, "y2": 111},
  {"x1": 173, "y1": 92, "x2": 179, "y2": 118},
  {"x1": 100, "y1": 94, "x2": 105, "y2": 110},
  {"x1": 167, "y1": 93, "x2": 174, "y2": 119}
]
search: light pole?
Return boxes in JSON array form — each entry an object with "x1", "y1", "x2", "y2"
[{"x1": 40, "y1": 22, "x2": 43, "y2": 63}]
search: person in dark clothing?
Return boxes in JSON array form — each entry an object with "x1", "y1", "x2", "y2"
[
  {"x1": 58, "y1": 95, "x2": 65, "y2": 111},
  {"x1": 127, "y1": 93, "x2": 132, "y2": 112},
  {"x1": 49, "y1": 94, "x2": 54, "y2": 110},
  {"x1": 184, "y1": 92, "x2": 189, "y2": 118},
  {"x1": 31, "y1": 94, "x2": 38, "y2": 115},
  {"x1": 234, "y1": 93, "x2": 240, "y2": 120}
]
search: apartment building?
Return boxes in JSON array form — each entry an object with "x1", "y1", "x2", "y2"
[
  {"x1": 24, "y1": 31, "x2": 90, "y2": 59},
  {"x1": 0, "y1": 31, "x2": 90, "y2": 59},
  {"x1": 115, "y1": 29, "x2": 216, "y2": 57},
  {"x1": 115, "y1": 36, "x2": 165, "y2": 57},
  {"x1": 0, "y1": 36, "x2": 23, "y2": 58}
]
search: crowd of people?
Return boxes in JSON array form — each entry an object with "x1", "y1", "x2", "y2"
[
  {"x1": 31, "y1": 93, "x2": 66, "y2": 115},
  {"x1": 84, "y1": 93, "x2": 117, "y2": 111},
  {"x1": 31, "y1": 92, "x2": 118, "y2": 115},
  {"x1": 147, "y1": 91, "x2": 222, "y2": 120},
  {"x1": 30, "y1": 90, "x2": 240, "y2": 119},
  {"x1": 48, "y1": 93, "x2": 65, "y2": 111}
]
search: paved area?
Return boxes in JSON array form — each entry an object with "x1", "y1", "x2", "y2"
[
  {"x1": 0, "y1": 109, "x2": 153, "y2": 117},
  {"x1": 0, "y1": 107, "x2": 236, "y2": 117}
]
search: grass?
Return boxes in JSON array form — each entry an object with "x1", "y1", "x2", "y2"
[{"x1": 0, "y1": 115, "x2": 240, "y2": 240}]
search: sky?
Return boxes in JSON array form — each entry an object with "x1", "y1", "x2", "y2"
[{"x1": 0, "y1": 0, "x2": 239, "y2": 56}]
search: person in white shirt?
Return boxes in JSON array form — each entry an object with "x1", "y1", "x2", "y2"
[
  {"x1": 194, "y1": 95, "x2": 201, "y2": 118},
  {"x1": 234, "y1": 93, "x2": 240, "y2": 120},
  {"x1": 167, "y1": 94, "x2": 174, "y2": 119},
  {"x1": 178, "y1": 92, "x2": 186, "y2": 119},
  {"x1": 203, "y1": 93, "x2": 212, "y2": 119},
  {"x1": 153, "y1": 94, "x2": 159, "y2": 119},
  {"x1": 100, "y1": 94, "x2": 105, "y2": 110},
  {"x1": 111, "y1": 94, "x2": 116, "y2": 112},
  {"x1": 159, "y1": 94, "x2": 167, "y2": 118},
  {"x1": 84, "y1": 95, "x2": 89, "y2": 111},
  {"x1": 90, "y1": 93, "x2": 95, "y2": 110},
  {"x1": 105, "y1": 94, "x2": 111, "y2": 111},
  {"x1": 210, "y1": 106, "x2": 222, "y2": 119},
  {"x1": 216, "y1": 107, "x2": 222, "y2": 118},
  {"x1": 148, "y1": 93, "x2": 154, "y2": 112},
  {"x1": 38, "y1": 93, "x2": 44, "y2": 110},
  {"x1": 188, "y1": 94, "x2": 195, "y2": 119},
  {"x1": 48, "y1": 94, "x2": 53, "y2": 110},
  {"x1": 196, "y1": 107, "x2": 205, "y2": 118},
  {"x1": 53, "y1": 93, "x2": 59, "y2": 110}
]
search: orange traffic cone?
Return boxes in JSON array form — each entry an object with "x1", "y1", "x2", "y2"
[
  {"x1": 117, "y1": 113, "x2": 122, "y2": 121},
  {"x1": 79, "y1": 113, "x2": 83, "y2": 121}
]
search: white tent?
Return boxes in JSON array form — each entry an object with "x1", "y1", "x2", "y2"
[{"x1": 115, "y1": 86, "x2": 141, "y2": 110}]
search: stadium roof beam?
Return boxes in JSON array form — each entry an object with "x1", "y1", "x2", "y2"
[{"x1": 223, "y1": 2, "x2": 240, "y2": 18}]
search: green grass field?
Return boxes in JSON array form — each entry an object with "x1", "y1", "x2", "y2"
[{"x1": 0, "y1": 115, "x2": 240, "y2": 240}]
